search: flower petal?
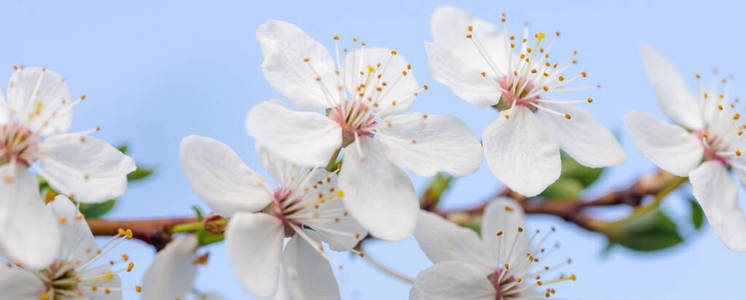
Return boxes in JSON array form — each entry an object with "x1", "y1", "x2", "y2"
[
  {"x1": 482, "y1": 107, "x2": 561, "y2": 197},
  {"x1": 256, "y1": 20, "x2": 339, "y2": 110},
  {"x1": 414, "y1": 211, "x2": 493, "y2": 273},
  {"x1": 376, "y1": 112, "x2": 482, "y2": 177},
  {"x1": 179, "y1": 135, "x2": 273, "y2": 216},
  {"x1": 411, "y1": 261, "x2": 495, "y2": 300},
  {"x1": 430, "y1": 6, "x2": 509, "y2": 76},
  {"x1": 690, "y1": 161, "x2": 746, "y2": 251},
  {"x1": 339, "y1": 137, "x2": 418, "y2": 241},
  {"x1": 281, "y1": 236, "x2": 341, "y2": 300},
  {"x1": 424, "y1": 42, "x2": 499, "y2": 107},
  {"x1": 535, "y1": 103, "x2": 626, "y2": 168},
  {"x1": 246, "y1": 100, "x2": 342, "y2": 167},
  {"x1": 342, "y1": 48, "x2": 420, "y2": 117},
  {"x1": 256, "y1": 143, "x2": 302, "y2": 187},
  {"x1": 624, "y1": 110, "x2": 703, "y2": 176},
  {"x1": 141, "y1": 235, "x2": 199, "y2": 300},
  {"x1": 0, "y1": 165, "x2": 59, "y2": 270},
  {"x1": 640, "y1": 44, "x2": 703, "y2": 129},
  {"x1": 481, "y1": 197, "x2": 529, "y2": 265},
  {"x1": 48, "y1": 195, "x2": 97, "y2": 262},
  {"x1": 6, "y1": 67, "x2": 74, "y2": 135},
  {"x1": 39, "y1": 133, "x2": 136, "y2": 203},
  {"x1": 225, "y1": 212, "x2": 284, "y2": 298},
  {"x1": 0, "y1": 264, "x2": 45, "y2": 298}
]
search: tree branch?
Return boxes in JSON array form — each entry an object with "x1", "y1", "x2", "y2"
[{"x1": 87, "y1": 217, "x2": 198, "y2": 250}]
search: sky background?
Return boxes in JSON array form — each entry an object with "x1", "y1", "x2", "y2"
[{"x1": 2, "y1": 0, "x2": 745, "y2": 299}]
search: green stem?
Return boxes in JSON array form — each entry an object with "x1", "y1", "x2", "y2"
[
  {"x1": 325, "y1": 147, "x2": 342, "y2": 171},
  {"x1": 168, "y1": 222, "x2": 204, "y2": 233}
]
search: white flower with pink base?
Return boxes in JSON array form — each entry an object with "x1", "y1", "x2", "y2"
[
  {"x1": 626, "y1": 45, "x2": 746, "y2": 251},
  {"x1": 247, "y1": 20, "x2": 484, "y2": 241},
  {"x1": 0, "y1": 67, "x2": 135, "y2": 270}
]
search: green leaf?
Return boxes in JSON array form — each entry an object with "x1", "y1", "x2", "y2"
[
  {"x1": 117, "y1": 144, "x2": 129, "y2": 154},
  {"x1": 603, "y1": 209, "x2": 683, "y2": 252},
  {"x1": 420, "y1": 173, "x2": 453, "y2": 209},
  {"x1": 689, "y1": 198, "x2": 705, "y2": 229},
  {"x1": 541, "y1": 178, "x2": 584, "y2": 200},
  {"x1": 79, "y1": 199, "x2": 117, "y2": 218},
  {"x1": 127, "y1": 166, "x2": 155, "y2": 181},
  {"x1": 559, "y1": 152, "x2": 604, "y2": 187}
]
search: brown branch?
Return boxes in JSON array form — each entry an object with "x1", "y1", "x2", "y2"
[
  {"x1": 439, "y1": 170, "x2": 678, "y2": 233},
  {"x1": 87, "y1": 217, "x2": 198, "y2": 250}
]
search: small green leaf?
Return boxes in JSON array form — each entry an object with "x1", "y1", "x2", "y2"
[
  {"x1": 689, "y1": 198, "x2": 705, "y2": 229},
  {"x1": 192, "y1": 206, "x2": 204, "y2": 221},
  {"x1": 559, "y1": 152, "x2": 604, "y2": 187},
  {"x1": 127, "y1": 166, "x2": 154, "y2": 181},
  {"x1": 117, "y1": 144, "x2": 129, "y2": 154},
  {"x1": 420, "y1": 173, "x2": 453, "y2": 209},
  {"x1": 541, "y1": 178, "x2": 584, "y2": 200},
  {"x1": 79, "y1": 199, "x2": 116, "y2": 218},
  {"x1": 602, "y1": 209, "x2": 683, "y2": 252}
]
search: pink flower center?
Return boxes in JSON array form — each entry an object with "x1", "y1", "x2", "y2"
[
  {"x1": 328, "y1": 101, "x2": 377, "y2": 146},
  {"x1": 0, "y1": 122, "x2": 41, "y2": 166},
  {"x1": 490, "y1": 268, "x2": 518, "y2": 300},
  {"x1": 497, "y1": 76, "x2": 541, "y2": 110},
  {"x1": 697, "y1": 130, "x2": 731, "y2": 165}
]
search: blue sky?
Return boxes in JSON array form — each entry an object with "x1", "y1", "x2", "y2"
[{"x1": 3, "y1": 0, "x2": 745, "y2": 298}]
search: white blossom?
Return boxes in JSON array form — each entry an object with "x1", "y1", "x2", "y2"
[
  {"x1": 0, "y1": 196, "x2": 137, "y2": 300},
  {"x1": 246, "y1": 20, "x2": 484, "y2": 240},
  {"x1": 179, "y1": 135, "x2": 366, "y2": 299},
  {"x1": 0, "y1": 67, "x2": 135, "y2": 268},
  {"x1": 412, "y1": 198, "x2": 575, "y2": 300},
  {"x1": 425, "y1": 6, "x2": 626, "y2": 197},
  {"x1": 626, "y1": 45, "x2": 746, "y2": 251}
]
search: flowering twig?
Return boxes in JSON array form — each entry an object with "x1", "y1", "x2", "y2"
[
  {"x1": 87, "y1": 217, "x2": 198, "y2": 250},
  {"x1": 439, "y1": 170, "x2": 683, "y2": 233}
]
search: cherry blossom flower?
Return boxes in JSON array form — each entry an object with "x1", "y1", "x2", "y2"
[
  {"x1": 0, "y1": 67, "x2": 136, "y2": 268},
  {"x1": 424, "y1": 6, "x2": 626, "y2": 197},
  {"x1": 411, "y1": 198, "x2": 575, "y2": 300},
  {"x1": 0, "y1": 196, "x2": 139, "y2": 300},
  {"x1": 626, "y1": 45, "x2": 746, "y2": 251},
  {"x1": 179, "y1": 135, "x2": 366, "y2": 298},
  {"x1": 247, "y1": 20, "x2": 483, "y2": 241}
]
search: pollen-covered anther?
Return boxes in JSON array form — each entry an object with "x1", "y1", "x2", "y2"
[
  {"x1": 736, "y1": 150, "x2": 742, "y2": 156},
  {"x1": 564, "y1": 114, "x2": 572, "y2": 120}
]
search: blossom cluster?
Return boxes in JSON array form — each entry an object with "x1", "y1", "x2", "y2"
[{"x1": 0, "y1": 4, "x2": 744, "y2": 300}]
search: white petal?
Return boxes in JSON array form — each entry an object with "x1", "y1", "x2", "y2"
[
  {"x1": 179, "y1": 135, "x2": 273, "y2": 216},
  {"x1": 342, "y1": 48, "x2": 420, "y2": 117},
  {"x1": 80, "y1": 267, "x2": 122, "y2": 300},
  {"x1": 0, "y1": 165, "x2": 59, "y2": 270},
  {"x1": 690, "y1": 161, "x2": 746, "y2": 251},
  {"x1": 535, "y1": 103, "x2": 626, "y2": 167},
  {"x1": 414, "y1": 211, "x2": 493, "y2": 273},
  {"x1": 256, "y1": 143, "x2": 302, "y2": 187},
  {"x1": 375, "y1": 112, "x2": 482, "y2": 177},
  {"x1": 430, "y1": 6, "x2": 509, "y2": 76},
  {"x1": 246, "y1": 100, "x2": 342, "y2": 167},
  {"x1": 0, "y1": 91, "x2": 8, "y2": 125},
  {"x1": 339, "y1": 137, "x2": 418, "y2": 241},
  {"x1": 482, "y1": 107, "x2": 561, "y2": 197},
  {"x1": 281, "y1": 236, "x2": 341, "y2": 300},
  {"x1": 424, "y1": 42, "x2": 499, "y2": 107},
  {"x1": 640, "y1": 44, "x2": 703, "y2": 129},
  {"x1": 0, "y1": 264, "x2": 45, "y2": 299},
  {"x1": 48, "y1": 195, "x2": 97, "y2": 262},
  {"x1": 481, "y1": 197, "x2": 529, "y2": 265},
  {"x1": 624, "y1": 110, "x2": 703, "y2": 176},
  {"x1": 141, "y1": 235, "x2": 199, "y2": 300},
  {"x1": 225, "y1": 212, "x2": 284, "y2": 298},
  {"x1": 256, "y1": 20, "x2": 339, "y2": 110},
  {"x1": 39, "y1": 133, "x2": 136, "y2": 203},
  {"x1": 410, "y1": 261, "x2": 495, "y2": 300},
  {"x1": 6, "y1": 67, "x2": 73, "y2": 135}
]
